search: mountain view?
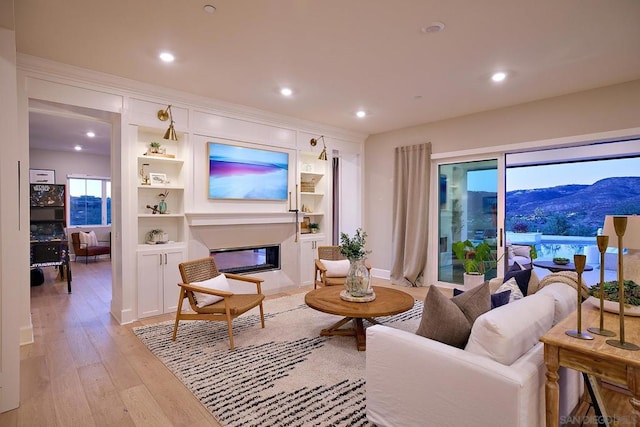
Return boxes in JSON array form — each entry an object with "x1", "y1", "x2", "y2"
[{"x1": 503, "y1": 177, "x2": 640, "y2": 236}]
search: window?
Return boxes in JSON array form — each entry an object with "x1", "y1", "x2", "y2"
[{"x1": 68, "y1": 177, "x2": 111, "y2": 226}]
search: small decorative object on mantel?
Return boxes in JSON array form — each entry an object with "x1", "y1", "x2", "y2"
[
  {"x1": 565, "y1": 254, "x2": 593, "y2": 340},
  {"x1": 587, "y1": 235, "x2": 616, "y2": 337},
  {"x1": 340, "y1": 228, "x2": 372, "y2": 298}
]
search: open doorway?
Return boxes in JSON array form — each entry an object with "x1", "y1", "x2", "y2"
[{"x1": 28, "y1": 99, "x2": 113, "y2": 295}]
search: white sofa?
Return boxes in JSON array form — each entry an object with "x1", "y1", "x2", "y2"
[{"x1": 366, "y1": 282, "x2": 582, "y2": 427}]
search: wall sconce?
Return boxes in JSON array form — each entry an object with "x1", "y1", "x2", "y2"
[
  {"x1": 157, "y1": 104, "x2": 178, "y2": 141},
  {"x1": 310, "y1": 135, "x2": 327, "y2": 160}
]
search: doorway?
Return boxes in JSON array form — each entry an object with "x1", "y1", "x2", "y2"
[{"x1": 28, "y1": 99, "x2": 115, "y2": 297}]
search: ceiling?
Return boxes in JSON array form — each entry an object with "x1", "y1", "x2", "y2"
[{"x1": 16, "y1": 0, "x2": 640, "y2": 154}]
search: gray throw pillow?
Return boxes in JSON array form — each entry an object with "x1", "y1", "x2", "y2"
[{"x1": 415, "y1": 282, "x2": 491, "y2": 348}]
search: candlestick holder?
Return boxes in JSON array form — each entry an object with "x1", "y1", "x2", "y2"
[
  {"x1": 565, "y1": 254, "x2": 593, "y2": 340},
  {"x1": 606, "y1": 216, "x2": 639, "y2": 350},
  {"x1": 588, "y1": 235, "x2": 616, "y2": 337}
]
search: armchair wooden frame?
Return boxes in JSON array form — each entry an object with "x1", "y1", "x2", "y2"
[
  {"x1": 173, "y1": 257, "x2": 265, "y2": 349},
  {"x1": 314, "y1": 246, "x2": 371, "y2": 289}
]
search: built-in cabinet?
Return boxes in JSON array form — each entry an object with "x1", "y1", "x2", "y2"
[
  {"x1": 299, "y1": 236, "x2": 324, "y2": 286},
  {"x1": 134, "y1": 124, "x2": 188, "y2": 318},
  {"x1": 299, "y1": 152, "x2": 327, "y2": 233},
  {"x1": 137, "y1": 245, "x2": 186, "y2": 318},
  {"x1": 298, "y1": 152, "x2": 328, "y2": 285},
  {"x1": 136, "y1": 126, "x2": 186, "y2": 245}
]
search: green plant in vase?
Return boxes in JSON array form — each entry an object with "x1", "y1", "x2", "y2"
[
  {"x1": 149, "y1": 141, "x2": 162, "y2": 154},
  {"x1": 309, "y1": 223, "x2": 320, "y2": 233},
  {"x1": 339, "y1": 228, "x2": 372, "y2": 297}
]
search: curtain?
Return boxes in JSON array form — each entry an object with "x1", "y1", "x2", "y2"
[{"x1": 391, "y1": 143, "x2": 431, "y2": 286}]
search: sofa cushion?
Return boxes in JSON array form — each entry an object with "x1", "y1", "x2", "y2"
[
  {"x1": 416, "y1": 282, "x2": 490, "y2": 348},
  {"x1": 465, "y1": 292, "x2": 555, "y2": 365},
  {"x1": 496, "y1": 277, "x2": 524, "y2": 303},
  {"x1": 321, "y1": 259, "x2": 350, "y2": 277},
  {"x1": 536, "y1": 282, "x2": 577, "y2": 325},
  {"x1": 191, "y1": 274, "x2": 231, "y2": 308}
]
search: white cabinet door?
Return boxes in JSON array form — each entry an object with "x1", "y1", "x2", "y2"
[
  {"x1": 137, "y1": 250, "x2": 165, "y2": 318},
  {"x1": 163, "y1": 248, "x2": 185, "y2": 313},
  {"x1": 300, "y1": 237, "x2": 323, "y2": 286},
  {"x1": 137, "y1": 245, "x2": 186, "y2": 318}
]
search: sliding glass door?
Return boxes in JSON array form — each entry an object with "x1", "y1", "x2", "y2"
[{"x1": 437, "y1": 158, "x2": 504, "y2": 285}]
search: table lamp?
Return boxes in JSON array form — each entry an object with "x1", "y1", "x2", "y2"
[{"x1": 602, "y1": 215, "x2": 640, "y2": 351}]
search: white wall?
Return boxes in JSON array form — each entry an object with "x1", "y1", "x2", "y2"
[
  {"x1": 0, "y1": 24, "x2": 22, "y2": 413},
  {"x1": 364, "y1": 79, "x2": 640, "y2": 275},
  {"x1": 29, "y1": 148, "x2": 110, "y2": 183}
]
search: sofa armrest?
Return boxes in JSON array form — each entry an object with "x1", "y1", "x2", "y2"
[{"x1": 366, "y1": 324, "x2": 545, "y2": 427}]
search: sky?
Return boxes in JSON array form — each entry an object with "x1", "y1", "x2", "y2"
[{"x1": 506, "y1": 157, "x2": 640, "y2": 191}]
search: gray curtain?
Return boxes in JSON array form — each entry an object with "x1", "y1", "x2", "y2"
[{"x1": 391, "y1": 143, "x2": 431, "y2": 287}]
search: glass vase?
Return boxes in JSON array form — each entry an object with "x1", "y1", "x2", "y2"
[{"x1": 344, "y1": 257, "x2": 371, "y2": 297}]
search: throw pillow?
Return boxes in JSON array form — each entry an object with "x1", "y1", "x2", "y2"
[
  {"x1": 191, "y1": 274, "x2": 231, "y2": 308},
  {"x1": 504, "y1": 268, "x2": 532, "y2": 296},
  {"x1": 416, "y1": 282, "x2": 491, "y2": 348},
  {"x1": 453, "y1": 287, "x2": 511, "y2": 310},
  {"x1": 321, "y1": 259, "x2": 350, "y2": 277},
  {"x1": 496, "y1": 277, "x2": 524, "y2": 303},
  {"x1": 88, "y1": 230, "x2": 99, "y2": 247},
  {"x1": 79, "y1": 231, "x2": 91, "y2": 247}
]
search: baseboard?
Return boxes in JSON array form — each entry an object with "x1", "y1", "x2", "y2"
[
  {"x1": 113, "y1": 305, "x2": 135, "y2": 325},
  {"x1": 19, "y1": 320, "x2": 34, "y2": 346},
  {"x1": 371, "y1": 268, "x2": 390, "y2": 281}
]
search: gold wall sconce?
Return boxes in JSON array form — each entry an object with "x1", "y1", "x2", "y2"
[
  {"x1": 157, "y1": 104, "x2": 178, "y2": 141},
  {"x1": 310, "y1": 135, "x2": 327, "y2": 160}
]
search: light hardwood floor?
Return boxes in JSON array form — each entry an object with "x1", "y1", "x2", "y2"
[{"x1": 0, "y1": 260, "x2": 632, "y2": 426}]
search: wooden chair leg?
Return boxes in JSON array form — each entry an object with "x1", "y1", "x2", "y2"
[
  {"x1": 259, "y1": 303, "x2": 265, "y2": 328},
  {"x1": 172, "y1": 290, "x2": 185, "y2": 341}
]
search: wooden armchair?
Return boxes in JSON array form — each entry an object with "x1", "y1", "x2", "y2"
[
  {"x1": 314, "y1": 245, "x2": 371, "y2": 289},
  {"x1": 172, "y1": 257, "x2": 265, "y2": 349},
  {"x1": 70, "y1": 232, "x2": 111, "y2": 263}
]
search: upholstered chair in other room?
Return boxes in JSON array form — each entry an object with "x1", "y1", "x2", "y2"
[
  {"x1": 70, "y1": 231, "x2": 111, "y2": 263},
  {"x1": 314, "y1": 245, "x2": 371, "y2": 289}
]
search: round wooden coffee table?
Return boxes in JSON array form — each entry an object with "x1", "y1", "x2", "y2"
[{"x1": 305, "y1": 286, "x2": 414, "y2": 351}]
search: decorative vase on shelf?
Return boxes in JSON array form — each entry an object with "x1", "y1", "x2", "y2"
[{"x1": 344, "y1": 257, "x2": 371, "y2": 297}]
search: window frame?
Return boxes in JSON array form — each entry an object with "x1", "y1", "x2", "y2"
[{"x1": 67, "y1": 175, "x2": 111, "y2": 227}]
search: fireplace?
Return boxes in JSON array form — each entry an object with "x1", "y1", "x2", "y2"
[{"x1": 210, "y1": 244, "x2": 281, "y2": 274}]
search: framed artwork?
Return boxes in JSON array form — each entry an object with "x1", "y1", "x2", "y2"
[
  {"x1": 149, "y1": 173, "x2": 167, "y2": 185},
  {"x1": 208, "y1": 141, "x2": 289, "y2": 200},
  {"x1": 300, "y1": 216, "x2": 311, "y2": 234},
  {"x1": 30, "y1": 169, "x2": 55, "y2": 184}
]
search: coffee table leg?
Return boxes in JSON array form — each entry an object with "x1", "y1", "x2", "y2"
[
  {"x1": 320, "y1": 317, "x2": 355, "y2": 337},
  {"x1": 354, "y1": 318, "x2": 366, "y2": 351}
]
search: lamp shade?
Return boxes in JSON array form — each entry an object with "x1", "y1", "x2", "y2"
[{"x1": 602, "y1": 215, "x2": 640, "y2": 250}]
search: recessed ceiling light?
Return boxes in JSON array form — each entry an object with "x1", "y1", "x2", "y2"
[
  {"x1": 159, "y1": 52, "x2": 175, "y2": 63},
  {"x1": 421, "y1": 21, "x2": 445, "y2": 33},
  {"x1": 86, "y1": 131, "x2": 95, "y2": 138},
  {"x1": 491, "y1": 71, "x2": 507, "y2": 82},
  {"x1": 356, "y1": 110, "x2": 367, "y2": 118},
  {"x1": 280, "y1": 87, "x2": 293, "y2": 97},
  {"x1": 74, "y1": 145, "x2": 83, "y2": 151},
  {"x1": 203, "y1": 4, "x2": 216, "y2": 14}
]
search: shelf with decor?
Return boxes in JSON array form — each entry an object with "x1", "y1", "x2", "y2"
[{"x1": 134, "y1": 124, "x2": 187, "y2": 247}]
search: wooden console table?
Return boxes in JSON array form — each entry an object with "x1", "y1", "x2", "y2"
[{"x1": 540, "y1": 302, "x2": 640, "y2": 426}]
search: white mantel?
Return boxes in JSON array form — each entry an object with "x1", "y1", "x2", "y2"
[{"x1": 185, "y1": 212, "x2": 298, "y2": 226}]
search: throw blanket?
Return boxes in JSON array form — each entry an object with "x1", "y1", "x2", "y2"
[{"x1": 533, "y1": 271, "x2": 591, "y2": 299}]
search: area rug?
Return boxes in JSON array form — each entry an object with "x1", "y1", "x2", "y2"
[{"x1": 133, "y1": 292, "x2": 423, "y2": 427}]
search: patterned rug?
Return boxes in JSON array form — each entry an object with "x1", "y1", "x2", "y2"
[{"x1": 133, "y1": 292, "x2": 423, "y2": 427}]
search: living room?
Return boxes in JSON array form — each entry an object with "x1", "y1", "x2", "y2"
[{"x1": 2, "y1": 1, "x2": 640, "y2": 425}]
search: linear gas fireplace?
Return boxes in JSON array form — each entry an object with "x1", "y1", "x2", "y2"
[{"x1": 210, "y1": 244, "x2": 281, "y2": 275}]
